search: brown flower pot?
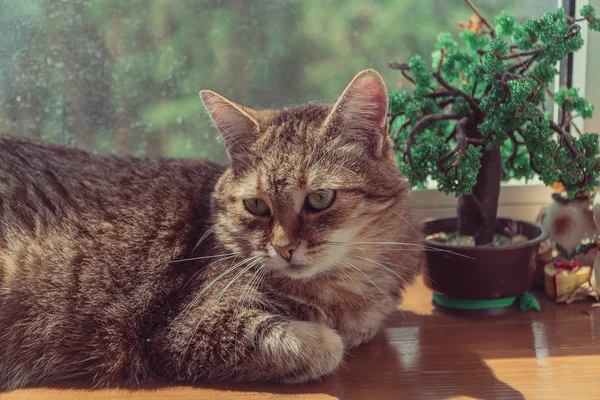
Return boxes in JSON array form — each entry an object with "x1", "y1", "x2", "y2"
[{"x1": 421, "y1": 217, "x2": 548, "y2": 303}]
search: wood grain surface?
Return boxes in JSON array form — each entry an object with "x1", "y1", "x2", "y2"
[{"x1": 2, "y1": 277, "x2": 599, "y2": 400}]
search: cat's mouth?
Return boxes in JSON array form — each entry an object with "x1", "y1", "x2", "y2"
[
  {"x1": 288, "y1": 263, "x2": 309, "y2": 271},
  {"x1": 277, "y1": 262, "x2": 319, "y2": 279},
  {"x1": 264, "y1": 242, "x2": 349, "y2": 279}
]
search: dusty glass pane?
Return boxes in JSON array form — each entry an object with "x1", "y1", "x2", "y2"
[{"x1": 0, "y1": 0, "x2": 558, "y2": 162}]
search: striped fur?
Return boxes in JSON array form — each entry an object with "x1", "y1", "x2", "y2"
[{"x1": 0, "y1": 70, "x2": 421, "y2": 390}]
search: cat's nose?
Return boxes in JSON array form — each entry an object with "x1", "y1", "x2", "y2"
[{"x1": 274, "y1": 243, "x2": 298, "y2": 261}]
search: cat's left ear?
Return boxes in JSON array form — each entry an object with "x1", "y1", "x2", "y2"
[
  {"x1": 323, "y1": 69, "x2": 389, "y2": 157},
  {"x1": 200, "y1": 90, "x2": 259, "y2": 167}
]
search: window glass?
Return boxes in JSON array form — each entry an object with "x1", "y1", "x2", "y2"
[{"x1": 0, "y1": 0, "x2": 558, "y2": 162}]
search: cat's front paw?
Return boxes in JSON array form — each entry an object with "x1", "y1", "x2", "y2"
[
  {"x1": 260, "y1": 320, "x2": 343, "y2": 384},
  {"x1": 341, "y1": 325, "x2": 381, "y2": 349}
]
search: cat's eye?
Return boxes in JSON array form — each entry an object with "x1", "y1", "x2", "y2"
[
  {"x1": 306, "y1": 190, "x2": 336, "y2": 212},
  {"x1": 244, "y1": 198, "x2": 270, "y2": 216}
]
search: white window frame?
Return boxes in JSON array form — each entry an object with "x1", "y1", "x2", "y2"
[{"x1": 583, "y1": 0, "x2": 600, "y2": 134}]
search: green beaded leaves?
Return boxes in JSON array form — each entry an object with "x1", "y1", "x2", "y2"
[
  {"x1": 409, "y1": 55, "x2": 433, "y2": 97},
  {"x1": 388, "y1": 5, "x2": 600, "y2": 199},
  {"x1": 520, "y1": 118, "x2": 599, "y2": 197},
  {"x1": 494, "y1": 12, "x2": 516, "y2": 37},
  {"x1": 581, "y1": 5, "x2": 600, "y2": 31},
  {"x1": 555, "y1": 87, "x2": 594, "y2": 118}
]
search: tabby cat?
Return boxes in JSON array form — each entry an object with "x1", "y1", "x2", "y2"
[{"x1": 0, "y1": 69, "x2": 421, "y2": 390}]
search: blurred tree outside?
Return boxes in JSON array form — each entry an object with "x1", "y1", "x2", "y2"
[{"x1": 0, "y1": 0, "x2": 556, "y2": 163}]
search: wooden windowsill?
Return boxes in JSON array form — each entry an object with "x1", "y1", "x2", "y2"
[{"x1": 3, "y1": 277, "x2": 599, "y2": 399}]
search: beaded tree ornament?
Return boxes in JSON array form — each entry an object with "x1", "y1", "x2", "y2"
[{"x1": 388, "y1": 1, "x2": 600, "y2": 246}]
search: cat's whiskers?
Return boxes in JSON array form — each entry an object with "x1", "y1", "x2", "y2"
[
  {"x1": 350, "y1": 253, "x2": 436, "y2": 284},
  {"x1": 341, "y1": 260, "x2": 407, "y2": 324},
  {"x1": 170, "y1": 252, "x2": 242, "y2": 264},
  {"x1": 321, "y1": 242, "x2": 366, "y2": 251},
  {"x1": 324, "y1": 241, "x2": 434, "y2": 282},
  {"x1": 323, "y1": 241, "x2": 468, "y2": 279},
  {"x1": 385, "y1": 206, "x2": 422, "y2": 237},
  {"x1": 330, "y1": 241, "x2": 474, "y2": 259},
  {"x1": 238, "y1": 263, "x2": 267, "y2": 316},
  {"x1": 254, "y1": 266, "x2": 271, "y2": 300},
  {"x1": 345, "y1": 250, "x2": 414, "y2": 272},
  {"x1": 181, "y1": 254, "x2": 239, "y2": 292},
  {"x1": 347, "y1": 253, "x2": 433, "y2": 285},
  {"x1": 232, "y1": 265, "x2": 264, "y2": 341},
  {"x1": 356, "y1": 248, "x2": 431, "y2": 252},
  {"x1": 192, "y1": 224, "x2": 218, "y2": 252},
  {"x1": 182, "y1": 257, "x2": 264, "y2": 364},
  {"x1": 180, "y1": 256, "x2": 265, "y2": 366},
  {"x1": 232, "y1": 264, "x2": 268, "y2": 363},
  {"x1": 347, "y1": 254, "x2": 411, "y2": 285},
  {"x1": 174, "y1": 255, "x2": 256, "y2": 342},
  {"x1": 331, "y1": 264, "x2": 370, "y2": 307}
]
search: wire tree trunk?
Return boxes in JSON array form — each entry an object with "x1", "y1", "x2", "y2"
[{"x1": 457, "y1": 120, "x2": 502, "y2": 245}]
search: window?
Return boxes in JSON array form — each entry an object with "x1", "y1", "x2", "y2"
[
  {"x1": 1, "y1": 0, "x2": 561, "y2": 161},
  {"x1": 2, "y1": 0, "x2": 595, "y2": 220}
]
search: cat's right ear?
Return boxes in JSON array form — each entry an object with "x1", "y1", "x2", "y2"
[
  {"x1": 323, "y1": 69, "x2": 389, "y2": 158},
  {"x1": 200, "y1": 90, "x2": 259, "y2": 167}
]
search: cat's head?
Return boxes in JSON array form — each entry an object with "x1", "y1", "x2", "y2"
[{"x1": 201, "y1": 70, "x2": 411, "y2": 279}]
